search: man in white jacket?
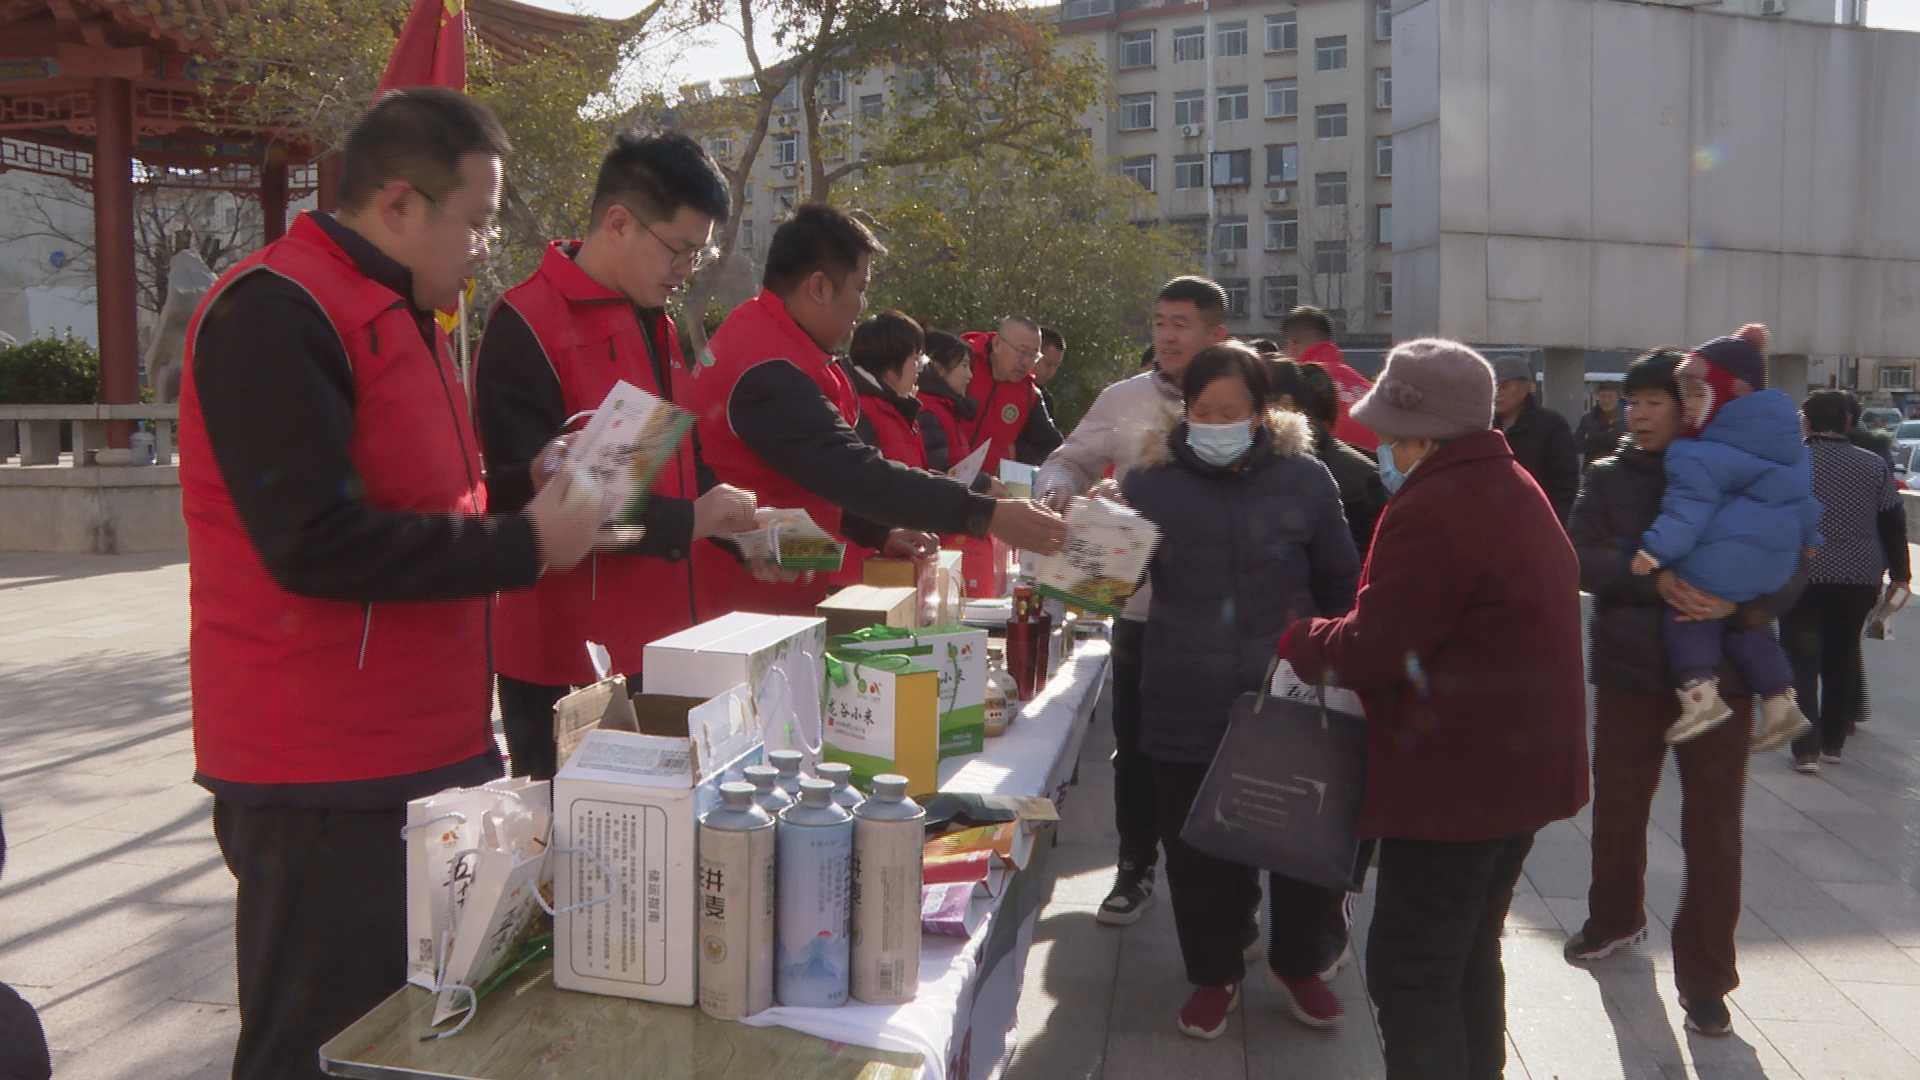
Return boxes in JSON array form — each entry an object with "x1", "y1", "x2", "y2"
[{"x1": 1036, "y1": 275, "x2": 1229, "y2": 924}]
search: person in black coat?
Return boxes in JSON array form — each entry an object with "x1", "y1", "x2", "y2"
[
  {"x1": 1268, "y1": 356, "x2": 1388, "y2": 557},
  {"x1": 1563, "y1": 348, "x2": 1802, "y2": 1038},
  {"x1": 1121, "y1": 343, "x2": 1362, "y2": 1040},
  {"x1": 1574, "y1": 381, "x2": 1628, "y2": 470},
  {"x1": 1490, "y1": 355, "x2": 1580, "y2": 520}
]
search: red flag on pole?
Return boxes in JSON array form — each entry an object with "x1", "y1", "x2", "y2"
[{"x1": 378, "y1": 0, "x2": 468, "y2": 92}]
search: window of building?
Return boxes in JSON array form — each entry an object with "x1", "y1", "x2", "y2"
[
  {"x1": 905, "y1": 68, "x2": 934, "y2": 96},
  {"x1": 1375, "y1": 203, "x2": 1392, "y2": 245},
  {"x1": 817, "y1": 71, "x2": 845, "y2": 106},
  {"x1": 1376, "y1": 271, "x2": 1394, "y2": 314},
  {"x1": 1265, "y1": 275, "x2": 1299, "y2": 316},
  {"x1": 1122, "y1": 155, "x2": 1156, "y2": 191},
  {"x1": 1173, "y1": 154, "x2": 1206, "y2": 189},
  {"x1": 772, "y1": 132, "x2": 798, "y2": 166},
  {"x1": 740, "y1": 219, "x2": 754, "y2": 252},
  {"x1": 1315, "y1": 103, "x2": 1349, "y2": 139},
  {"x1": 1314, "y1": 241, "x2": 1347, "y2": 275},
  {"x1": 744, "y1": 180, "x2": 754, "y2": 203},
  {"x1": 1210, "y1": 148, "x2": 1251, "y2": 186},
  {"x1": 822, "y1": 124, "x2": 849, "y2": 161},
  {"x1": 1063, "y1": 0, "x2": 1112, "y2": 19},
  {"x1": 1265, "y1": 78, "x2": 1298, "y2": 119},
  {"x1": 1120, "y1": 93, "x2": 1156, "y2": 131},
  {"x1": 1376, "y1": 0, "x2": 1393, "y2": 41},
  {"x1": 1266, "y1": 11, "x2": 1297, "y2": 53},
  {"x1": 1315, "y1": 171, "x2": 1348, "y2": 206},
  {"x1": 1376, "y1": 67, "x2": 1392, "y2": 110},
  {"x1": 1217, "y1": 21, "x2": 1248, "y2": 57},
  {"x1": 1883, "y1": 365, "x2": 1916, "y2": 390},
  {"x1": 1173, "y1": 90, "x2": 1205, "y2": 128},
  {"x1": 707, "y1": 136, "x2": 734, "y2": 161},
  {"x1": 773, "y1": 79, "x2": 801, "y2": 112},
  {"x1": 1267, "y1": 211, "x2": 1298, "y2": 250},
  {"x1": 1223, "y1": 279, "x2": 1251, "y2": 319},
  {"x1": 1315, "y1": 35, "x2": 1348, "y2": 71},
  {"x1": 859, "y1": 93, "x2": 884, "y2": 119},
  {"x1": 1174, "y1": 26, "x2": 1205, "y2": 62},
  {"x1": 1120, "y1": 30, "x2": 1155, "y2": 68},
  {"x1": 1376, "y1": 135, "x2": 1393, "y2": 176},
  {"x1": 1215, "y1": 216, "x2": 1249, "y2": 251},
  {"x1": 775, "y1": 187, "x2": 798, "y2": 213},
  {"x1": 1267, "y1": 143, "x2": 1299, "y2": 184},
  {"x1": 1217, "y1": 86, "x2": 1249, "y2": 122}
]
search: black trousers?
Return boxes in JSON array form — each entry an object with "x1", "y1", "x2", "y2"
[
  {"x1": 1152, "y1": 760, "x2": 1351, "y2": 986},
  {"x1": 1367, "y1": 831, "x2": 1536, "y2": 1080},
  {"x1": 496, "y1": 674, "x2": 570, "y2": 780},
  {"x1": 213, "y1": 799, "x2": 407, "y2": 1080},
  {"x1": 1779, "y1": 582, "x2": 1880, "y2": 757},
  {"x1": 1110, "y1": 619, "x2": 1159, "y2": 867}
]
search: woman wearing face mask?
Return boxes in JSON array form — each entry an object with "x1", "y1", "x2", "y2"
[
  {"x1": 1276, "y1": 338, "x2": 1590, "y2": 1080},
  {"x1": 1121, "y1": 343, "x2": 1362, "y2": 1040}
]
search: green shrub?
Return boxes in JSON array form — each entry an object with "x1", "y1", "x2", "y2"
[{"x1": 0, "y1": 331, "x2": 100, "y2": 405}]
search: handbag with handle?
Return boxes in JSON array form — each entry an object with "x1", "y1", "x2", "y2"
[{"x1": 1179, "y1": 659, "x2": 1369, "y2": 891}]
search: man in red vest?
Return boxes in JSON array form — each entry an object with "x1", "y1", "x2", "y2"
[
  {"x1": 476, "y1": 129, "x2": 757, "y2": 779},
  {"x1": 1282, "y1": 305, "x2": 1376, "y2": 449},
  {"x1": 683, "y1": 204, "x2": 1068, "y2": 616},
  {"x1": 178, "y1": 90, "x2": 612, "y2": 1079},
  {"x1": 961, "y1": 314, "x2": 1064, "y2": 474}
]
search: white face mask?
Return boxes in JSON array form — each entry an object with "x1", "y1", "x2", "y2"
[{"x1": 1187, "y1": 419, "x2": 1253, "y2": 466}]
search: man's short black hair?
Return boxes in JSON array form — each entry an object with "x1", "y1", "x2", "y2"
[
  {"x1": 925, "y1": 329, "x2": 970, "y2": 371},
  {"x1": 849, "y1": 310, "x2": 925, "y2": 379},
  {"x1": 1039, "y1": 326, "x2": 1066, "y2": 352},
  {"x1": 591, "y1": 127, "x2": 729, "y2": 230},
  {"x1": 1156, "y1": 276, "x2": 1228, "y2": 325},
  {"x1": 763, "y1": 203, "x2": 886, "y2": 296},
  {"x1": 1282, "y1": 306, "x2": 1335, "y2": 343},
  {"x1": 1622, "y1": 348, "x2": 1685, "y2": 402},
  {"x1": 339, "y1": 88, "x2": 511, "y2": 210},
  {"x1": 1139, "y1": 344, "x2": 1155, "y2": 369},
  {"x1": 1182, "y1": 342, "x2": 1271, "y2": 413},
  {"x1": 1802, "y1": 389, "x2": 1856, "y2": 436}
]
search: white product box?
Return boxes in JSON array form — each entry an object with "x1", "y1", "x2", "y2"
[{"x1": 644, "y1": 612, "x2": 828, "y2": 761}]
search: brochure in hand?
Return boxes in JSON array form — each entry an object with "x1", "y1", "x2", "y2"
[
  {"x1": 1035, "y1": 496, "x2": 1159, "y2": 616},
  {"x1": 560, "y1": 379, "x2": 693, "y2": 525}
]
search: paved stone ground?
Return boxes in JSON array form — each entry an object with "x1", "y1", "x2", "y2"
[{"x1": 2, "y1": 549, "x2": 1918, "y2": 1079}]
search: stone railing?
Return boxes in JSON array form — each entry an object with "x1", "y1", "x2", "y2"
[{"x1": 0, "y1": 404, "x2": 178, "y2": 466}]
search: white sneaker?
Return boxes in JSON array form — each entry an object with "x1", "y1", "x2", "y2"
[
  {"x1": 1667, "y1": 679, "x2": 1733, "y2": 744},
  {"x1": 1751, "y1": 691, "x2": 1812, "y2": 754}
]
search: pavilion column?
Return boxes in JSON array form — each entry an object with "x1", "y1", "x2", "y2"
[
  {"x1": 317, "y1": 153, "x2": 342, "y2": 214},
  {"x1": 261, "y1": 160, "x2": 288, "y2": 242},
  {"x1": 93, "y1": 75, "x2": 139, "y2": 449}
]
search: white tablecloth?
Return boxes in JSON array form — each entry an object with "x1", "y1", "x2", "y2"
[{"x1": 740, "y1": 637, "x2": 1112, "y2": 1080}]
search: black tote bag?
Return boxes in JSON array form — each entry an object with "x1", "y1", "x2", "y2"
[{"x1": 1179, "y1": 660, "x2": 1369, "y2": 891}]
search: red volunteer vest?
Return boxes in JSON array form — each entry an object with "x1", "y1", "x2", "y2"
[
  {"x1": 683, "y1": 289, "x2": 860, "y2": 616},
  {"x1": 961, "y1": 331, "x2": 1038, "y2": 476},
  {"x1": 916, "y1": 391, "x2": 971, "y2": 471},
  {"x1": 178, "y1": 212, "x2": 492, "y2": 786},
  {"x1": 489, "y1": 242, "x2": 701, "y2": 686},
  {"x1": 1299, "y1": 341, "x2": 1377, "y2": 448}
]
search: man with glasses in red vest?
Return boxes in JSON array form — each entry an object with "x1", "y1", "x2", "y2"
[{"x1": 961, "y1": 314, "x2": 1064, "y2": 475}]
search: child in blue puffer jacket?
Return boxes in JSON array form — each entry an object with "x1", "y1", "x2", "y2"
[{"x1": 1629, "y1": 325, "x2": 1821, "y2": 752}]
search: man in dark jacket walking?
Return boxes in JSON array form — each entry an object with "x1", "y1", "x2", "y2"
[
  {"x1": 1574, "y1": 381, "x2": 1628, "y2": 471},
  {"x1": 1562, "y1": 349, "x2": 1802, "y2": 1038},
  {"x1": 1491, "y1": 355, "x2": 1580, "y2": 520}
]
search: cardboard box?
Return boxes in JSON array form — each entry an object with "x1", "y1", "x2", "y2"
[
  {"x1": 644, "y1": 612, "x2": 828, "y2": 760},
  {"x1": 864, "y1": 554, "x2": 938, "y2": 626},
  {"x1": 822, "y1": 651, "x2": 940, "y2": 796},
  {"x1": 552, "y1": 688, "x2": 760, "y2": 1005},
  {"x1": 816, "y1": 584, "x2": 918, "y2": 637},
  {"x1": 833, "y1": 624, "x2": 988, "y2": 759}
]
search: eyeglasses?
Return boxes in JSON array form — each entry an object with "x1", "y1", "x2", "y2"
[
  {"x1": 414, "y1": 185, "x2": 500, "y2": 254},
  {"x1": 636, "y1": 215, "x2": 721, "y2": 273}
]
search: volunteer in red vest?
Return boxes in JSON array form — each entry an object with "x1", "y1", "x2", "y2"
[
  {"x1": 834, "y1": 309, "x2": 934, "y2": 580},
  {"x1": 1281, "y1": 306, "x2": 1375, "y2": 449},
  {"x1": 475, "y1": 129, "x2": 757, "y2": 780},
  {"x1": 179, "y1": 90, "x2": 613, "y2": 1080},
  {"x1": 682, "y1": 203, "x2": 1068, "y2": 616},
  {"x1": 917, "y1": 330, "x2": 982, "y2": 474},
  {"x1": 962, "y1": 314, "x2": 1064, "y2": 474}
]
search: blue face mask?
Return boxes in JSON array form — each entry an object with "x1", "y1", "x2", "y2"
[
  {"x1": 1187, "y1": 420, "x2": 1253, "y2": 467},
  {"x1": 1377, "y1": 442, "x2": 1409, "y2": 493}
]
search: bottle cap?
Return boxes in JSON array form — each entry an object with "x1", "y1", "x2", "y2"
[
  {"x1": 718, "y1": 781, "x2": 755, "y2": 807},
  {"x1": 816, "y1": 761, "x2": 853, "y2": 786},
  {"x1": 743, "y1": 764, "x2": 779, "y2": 790},
  {"x1": 871, "y1": 774, "x2": 909, "y2": 800},
  {"x1": 769, "y1": 749, "x2": 803, "y2": 774},
  {"x1": 797, "y1": 776, "x2": 835, "y2": 804}
]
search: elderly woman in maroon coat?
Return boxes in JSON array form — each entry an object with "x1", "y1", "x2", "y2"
[{"x1": 1277, "y1": 338, "x2": 1591, "y2": 1080}]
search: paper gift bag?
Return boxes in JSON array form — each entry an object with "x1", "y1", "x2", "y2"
[
  {"x1": 821, "y1": 651, "x2": 940, "y2": 795},
  {"x1": 403, "y1": 776, "x2": 547, "y2": 991},
  {"x1": 832, "y1": 623, "x2": 989, "y2": 759},
  {"x1": 430, "y1": 786, "x2": 553, "y2": 1026}
]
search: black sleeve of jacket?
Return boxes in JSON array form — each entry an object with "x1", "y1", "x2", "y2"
[
  {"x1": 730, "y1": 360, "x2": 996, "y2": 538},
  {"x1": 1013, "y1": 391, "x2": 1064, "y2": 466},
  {"x1": 194, "y1": 275, "x2": 540, "y2": 601},
  {"x1": 1880, "y1": 504, "x2": 1912, "y2": 582},
  {"x1": 1566, "y1": 468, "x2": 1661, "y2": 608},
  {"x1": 1541, "y1": 412, "x2": 1582, "y2": 521},
  {"x1": 474, "y1": 303, "x2": 695, "y2": 561}
]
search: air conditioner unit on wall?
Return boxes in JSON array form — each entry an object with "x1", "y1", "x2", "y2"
[
  {"x1": 1759, "y1": 0, "x2": 1785, "y2": 14},
  {"x1": 1181, "y1": 124, "x2": 1204, "y2": 138},
  {"x1": 781, "y1": 165, "x2": 797, "y2": 179},
  {"x1": 1218, "y1": 250, "x2": 1238, "y2": 266},
  {"x1": 1267, "y1": 187, "x2": 1289, "y2": 204}
]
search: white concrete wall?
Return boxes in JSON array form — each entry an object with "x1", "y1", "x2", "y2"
[{"x1": 1394, "y1": 0, "x2": 1920, "y2": 358}]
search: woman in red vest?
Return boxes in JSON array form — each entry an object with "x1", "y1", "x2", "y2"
[
  {"x1": 917, "y1": 330, "x2": 978, "y2": 472},
  {"x1": 835, "y1": 310, "x2": 937, "y2": 580}
]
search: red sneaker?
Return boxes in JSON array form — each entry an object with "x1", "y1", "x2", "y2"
[
  {"x1": 1177, "y1": 983, "x2": 1240, "y2": 1039},
  {"x1": 1274, "y1": 972, "x2": 1344, "y2": 1029}
]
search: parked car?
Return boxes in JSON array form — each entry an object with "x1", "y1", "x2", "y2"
[
  {"x1": 1861, "y1": 405, "x2": 1904, "y2": 431},
  {"x1": 1893, "y1": 420, "x2": 1920, "y2": 467}
]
